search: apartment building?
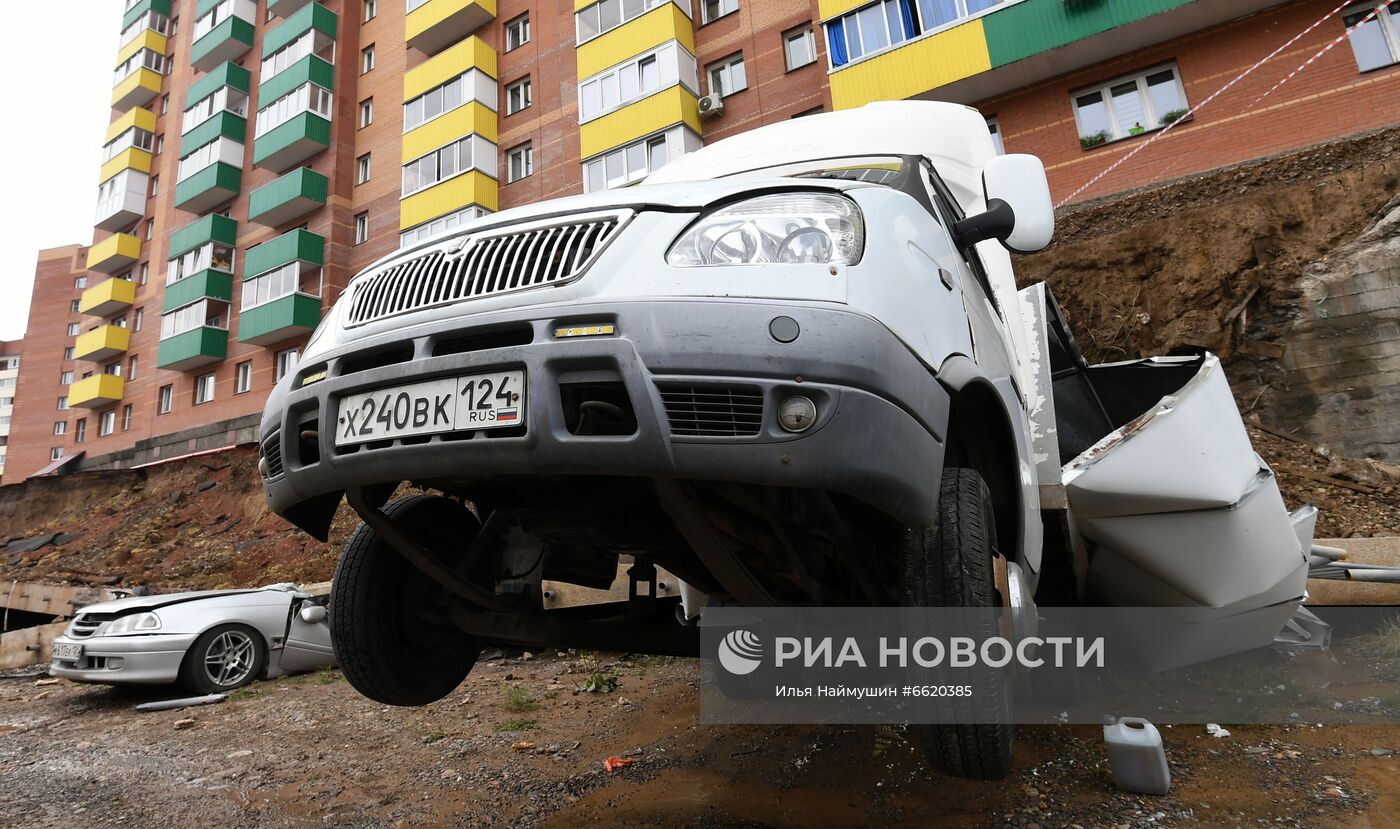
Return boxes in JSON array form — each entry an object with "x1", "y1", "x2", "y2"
[
  {"x1": 6, "y1": 0, "x2": 1399, "y2": 483},
  {"x1": 0, "y1": 340, "x2": 21, "y2": 481}
]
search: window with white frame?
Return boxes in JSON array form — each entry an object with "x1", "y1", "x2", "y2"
[
  {"x1": 135, "y1": 308, "x2": 144, "y2": 331},
  {"x1": 67, "y1": 323, "x2": 81, "y2": 336},
  {"x1": 403, "y1": 69, "x2": 496, "y2": 131},
  {"x1": 276, "y1": 348, "x2": 300, "y2": 381},
  {"x1": 255, "y1": 84, "x2": 332, "y2": 137},
  {"x1": 129, "y1": 356, "x2": 139, "y2": 380},
  {"x1": 583, "y1": 128, "x2": 694, "y2": 191},
  {"x1": 825, "y1": 0, "x2": 1006, "y2": 68},
  {"x1": 120, "y1": 9, "x2": 169, "y2": 46},
  {"x1": 69, "y1": 300, "x2": 80, "y2": 313},
  {"x1": 60, "y1": 371, "x2": 73, "y2": 385},
  {"x1": 242, "y1": 261, "x2": 322, "y2": 310},
  {"x1": 399, "y1": 206, "x2": 488, "y2": 247},
  {"x1": 578, "y1": 45, "x2": 690, "y2": 122},
  {"x1": 122, "y1": 404, "x2": 132, "y2": 431},
  {"x1": 362, "y1": 44, "x2": 376, "y2": 73},
  {"x1": 576, "y1": 0, "x2": 676, "y2": 44},
  {"x1": 75, "y1": 418, "x2": 86, "y2": 442},
  {"x1": 50, "y1": 447, "x2": 64, "y2": 461},
  {"x1": 701, "y1": 0, "x2": 738, "y2": 24},
  {"x1": 103, "y1": 127, "x2": 155, "y2": 162},
  {"x1": 194, "y1": 0, "x2": 252, "y2": 41},
  {"x1": 360, "y1": 98, "x2": 374, "y2": 127},
  {"x1": 987, "y1": 117, "x2": 1004, "y2": 154},
  {"x1": 194, "y1": 373, "x2": 216, "y2": 405},
  {"x1": 99, "y1": 411, "x2": 116, "y2": 436},
  {"x1": 261, "y1": 28, "x2": 336, "y2": 82},
  {"x1": 507, "y1": 143, "x2": 533, "y2": 182},
  {"x1": 63, "y1": 346, "x2": 74, "y2": 360},
  {"x1": 1344, "y1": 2, "x2": 1400, "y2": 71},
  {"x1": 784, "y1": 26, "x2": 817, "y2": 70},
  {"x1": 158, "y1": 384, "x2": 172, "y2": 414},
  {"x1": 75, "y1": 276, "x2": 87, "y2": 289},
  {"x1": 182, "y1": 86, "x2": 249, "y2": 135},
  {"x1": 236, "y1": 360, "x2": 252, "y2": 393},
  {"x1": 357, "y1": 153, "x2": 371, "y2": 184},
  {"x1": 104, "y1": 361, "x2": 121, "y2": 376},
  {"x1": 401, "y1": 135, "x2": 484, "y2": 195},
  {"x1": 1072, "y1": 64, "x2": 1188, "y2": 147},
  {"x1": 167, "y1": 240, "x2": 235, "y2": 283},
  {"x1": 58, "y1": 396, "x2": 69, "y2": 411},
  {"x1": 54, "y1": 421, "x2": 67, "y2": 436},
  {"x1": 506, "y1": 78, "x2": 532, "y2": 114},
  {"x1": 363, "y1": 0, "x2": 376, "y2": 22},
  {"x1": 178, "y1": 137, "x2": 243, "y2": 181},
  {"x1": 113, "y1": 49, "x2": 165, "y2": 84},
  {"x1": 706, "y1": 53, "x2": 746, "y2": 97},
  {"x1": 160, "y1": 299, "x2": 228, "y2": 340},
  {"x1": 506, "y1": 13, "x2": 530, "y2": 50},
  {"x1": 355, "y1": 212, "x2": 369, "y2": 244}
]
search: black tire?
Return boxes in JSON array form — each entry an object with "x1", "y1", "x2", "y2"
[
  {"x1": 180, "y1": 623, "x2": 268, "y2": 695},
  {"x1": 902, "y1": 467, "x2": 1015, "y2": 780},
  {"x1": 331, "y1": 494, "x2": 484, "y2": 706}
]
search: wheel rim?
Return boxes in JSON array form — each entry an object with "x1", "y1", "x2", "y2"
[{"x1": 203, "y1": 630, "x2": 256, "y2": 687}]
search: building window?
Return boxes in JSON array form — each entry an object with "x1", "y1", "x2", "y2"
[
  {"x1": 702, "y1": 0, "x2": 739, "y2": 24},
  {"x1": 253, "y1": 83, "x2": 333, "y2": 138},
  {"x1": 60, "y1": 371, "x2": 73, "y2": 385},
  {"x1": 134, "y1": 308, "x2": 144, "y2": 331},
  {"x1": 58, "y1": 396, "x2": 69, "y2": 410},
  {"x1": 67, "y1": 323, "x2": 81, "y2": 336},
  {"x1": 156, "y1": 135, "x2": 164, "y2": 154},
  {"x1": 99, "y1": 411, "x2": 116, "y2": 436},
  {"x1": 236, "y1": 360, "x2": 253, "y2": 393},
  {"x1": 577, "y1": 0, "x2": 673, "y2": 44},
  {"x1": 361, "y1": 45, "x2": 376, "y2": 74},
  {"x1": 1344, "y1": 2, "x2": 1400, "y2": 71},
  {"x1": 158, "y1": 384, "x2": 173, "y2": 414},
  {"x1": 54, "y1": 421, "x2": 67, "y2": 436},
  {"x1": 400, "y1": 206, "x2": 486, "y2": 247},
  {"x1": 122, "y1": 404, "x2": 132, "y2": 431},
  {"x1": 1072, "y1": 64, "x2": 1188, "y2": 148},
  {"x1": 50, "y1": 447, "x2": 64, "y2": 461},
  {"x1": 506, "y1": 13, "x2": 530, "y2": 50},
  {"x1": 355, "y1": 212, "x2": 369, "y2": 245},
  {"x1": 363, "y1": 0, "x2": 376, "y2": 21},
  {"x1": 403, "y1": 69, "x2": 493, "y2": 131},
  {"x1": 276, "y1": 348, "x2": 301, "y2": 381},
  {"x1": 784, "y1": 26, "x2": 817, "y2": 70},
  {"x1": 401, "y1": 135, "x2": 484, "y2": 195},
  {"x1": 75, "y1": 418, "x2": 87, "y2": 442},
  {"x1": 194, "y1": 373, "x2": 215, "y2": 405},
  {"x1": 578, "y1": 48, "x2": 674, "y2": 122},
  {"x1": 507, "y1": 143, "x2": 533, "y2": 182},
  {"x1": 161, "y1": 94, "x2": 170, "y2": 114},
  {"x1": 139, "y1": 263, "x2": 149, "y2": 285},
  {"x1": 151, "y1": 175, "x2": 159, "y2": 196},
  {"x1": 987, "y1": 117, "x2": 1004, "y2": 154},
  {"x1": 145, "y1": 219, "x2": 154, "y2": 240},
  {"x1": 69, "y1": 299, "x2": 80, "y2": 313},
  {"x1": 128, "y1": 356, "x2": 139, "y2": 380},
  {"x1": 706, "y1": 53, "x2": 747, "y2": 97},
  {"x1": 826, "y1": 0, "x2": 1005, "y2": 69},
  {"x1": 506, "y1": 78, "x2": 532, "y2": 115},
  {"x1": 357, "y1": 153, "x2": 372, "y2": 184},
  {"x1": 75, "y1": 276, "x2": 88, "y2": 289},
  {"x1": 360, "y1": 97, "x2": 374, "y2": 127},
  {"x1": 63, "y1": 346, "x2": 74, "y2": 360},
  {"x1": 583, "y1": 131, "x2": 678, "y2": 192}
]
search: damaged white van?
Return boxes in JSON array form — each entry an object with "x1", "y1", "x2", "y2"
[{"x1": 258, "y1": 102, "x2": 1313, "y2": 779}]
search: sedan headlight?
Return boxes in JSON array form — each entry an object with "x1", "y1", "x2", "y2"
[
  {"x1": 104, "y1": 612, "x2": 161, "y2": 635},
  {"x1": 666, "y1": 193, "x2": 864, "y2": 267}
]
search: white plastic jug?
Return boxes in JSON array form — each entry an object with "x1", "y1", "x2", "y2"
[{"x1": 1103, "y1": 716, "x2": 1171, "y2": 795}]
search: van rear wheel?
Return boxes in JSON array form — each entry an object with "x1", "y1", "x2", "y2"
[
  {"x1": 331, "y1": 494, "x2": 484, "y2": 706},
  {"x1": 902, "y1": 467, "x2": 1015, "y2": 780}
]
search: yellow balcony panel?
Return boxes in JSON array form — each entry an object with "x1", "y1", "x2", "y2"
[
  {"x1": 828, "y1": 19, "x2": 991, "y2": 111},
  {"x1": 87, "y1": 233, "x2": 142, "y2": 274},
  {"x1": 79, "y1": 278, "x2": 137, "y2": 318},
  {"x1": 73, "y1": 326, "x2": 131, "y2": 364},
  {"x1": 112, "y1": 67, "x2": 162, "y2": 111},
  {"x1": 577, "y1": 3, "x2": 694, "y2": 80},
  {"x1": 106, "y1": 107, "x2": 158, "y2": 143},
  {"x1": 406, "y1": 0, "x2": 496, "y2": 56},
  {"x1": 69, "y1": 374, "x2": 125, "y2": 409},
  {"x1": 579, "y1": 85, "x2": 700, "y2": 160},
  {"x1": 116, "y1": 29, "x2": 167, "y2": 65},
  {"x1": 402, "y1": 101, "x2": 497, "y2": 162},
  {"x1": 98, "y1": 147, "x2": 153, "y2": 184},
  {"x1": 404, "y1": 34, "x2": 496, "y2": 99},
  {"x1": 816, "y1": 0, "x2": 868, "y2": 20},
  {"x1": 400, "y1": 169, "x2": 497, "y2": 230}
]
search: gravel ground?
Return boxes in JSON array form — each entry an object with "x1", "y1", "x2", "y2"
[{"x1": 2, "y1": 653, "x2": 1397, "y2": 829}]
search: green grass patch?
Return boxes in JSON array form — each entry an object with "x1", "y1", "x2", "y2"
[
  {"x1": 494, "y1": 718, "x2": 537, "y2": 732},
  {"x1": 502, "y1": 686, "x2": 539, "y2": 713}
]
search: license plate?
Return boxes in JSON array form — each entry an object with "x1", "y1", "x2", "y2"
[
  {"x1": 52, "y1": 642, "x2": 83, "y2": 661},
  {"x1": 336, "y1": 370, "x2": 525, "y2": 447}
]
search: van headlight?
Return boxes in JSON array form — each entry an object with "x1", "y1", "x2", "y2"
[
  {"x1": 666, "y1": 193, "x2": 864, "y2": 267},
  {"x1": 104, "y1": 612, "x2": 161, "y2": 635}
]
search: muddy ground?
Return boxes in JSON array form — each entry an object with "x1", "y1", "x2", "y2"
[{"x1": 3, "y1": 653, "x2": 1398, "y2": 829}]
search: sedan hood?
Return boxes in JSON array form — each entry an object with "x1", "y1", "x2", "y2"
[{"x1": 77, "y1": 589, "x2": 262, "y2": 616}]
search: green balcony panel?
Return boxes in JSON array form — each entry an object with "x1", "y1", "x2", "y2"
[
  {"x1": 262, "y1": 2, "x2": 338, "y2": 58},
  {"x1": 179, "y1": 111, "x2": 246, "y2": 159},
  {"x1": 191, "y1": 16, "x2": 255, "y2": 73},
  {"x1": 258, "y1": 54, "x2": 335, "y2": 106},
  {"x1": 248, "y1": 167, "x2": 328, "y2": 226},
  {"x1": 174, "y1": 162, "x2": 241, "y2": 214},
  {"x1": 238, "y1": 293, "x2": 321, "y2": 346},
  {"x1": 984, "y1": 0, "x2": 1193, "y2": 68},
  {"x1": 253, "y1": 113, "x2": 331, "y2": 173},
  {"x1": 186, "y1": 61, "x2": 252, "y2": 105},
  {"x1": 245, "y1": 228, "x2": 324, "y2": 276},
  {"x1": 169, "y1": 213, "x2": 238, "y2": 259},
  {"x1": 123, "y1": 0, "x2": 172, "y2": 31},
  {"x1": 163, "y1": 271, "x2": 235, "y2": 313},
  {"x1": 157, "y1": 326, "x2": 228, "y2": 371}
]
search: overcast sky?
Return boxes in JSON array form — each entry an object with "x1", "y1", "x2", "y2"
[{"x1": 0, "y1": 2, "x2": 122, "y2": 341}]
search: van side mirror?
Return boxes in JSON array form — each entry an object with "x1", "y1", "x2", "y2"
[{"x1": 952, "y1": 154, "x2": 1055, "y2": 253}]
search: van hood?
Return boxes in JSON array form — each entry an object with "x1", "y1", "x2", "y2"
[{"x1": 76, "y1": 589, "x2": 263, "y2": 616}]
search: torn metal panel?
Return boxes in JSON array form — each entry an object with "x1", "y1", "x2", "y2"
[
  {"x1": 1018, "y1": 282, "x2": 1062, "y2": 483},
  {"x1": 1063, "y1": 356, "x2": 1260, "y2": 518},
  {"x1": 1078, "y1": 466, "x2": 1306, "y2": 608}
]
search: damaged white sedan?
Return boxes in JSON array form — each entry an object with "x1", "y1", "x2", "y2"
[{"x1": 49, "y1": 584, "x2": 335, "y2": 693}]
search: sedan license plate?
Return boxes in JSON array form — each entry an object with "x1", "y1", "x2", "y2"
[
  {"x1": 52, "y1": 642, "x2": 83, "y2": 661},
  {"x1": 336, "y1": 370, "x2": 525, "y2": 447}
]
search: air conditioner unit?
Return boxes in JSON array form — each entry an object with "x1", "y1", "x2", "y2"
[{"x1": 698, "y1": 93, "x2": 724, "y2": 119}]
